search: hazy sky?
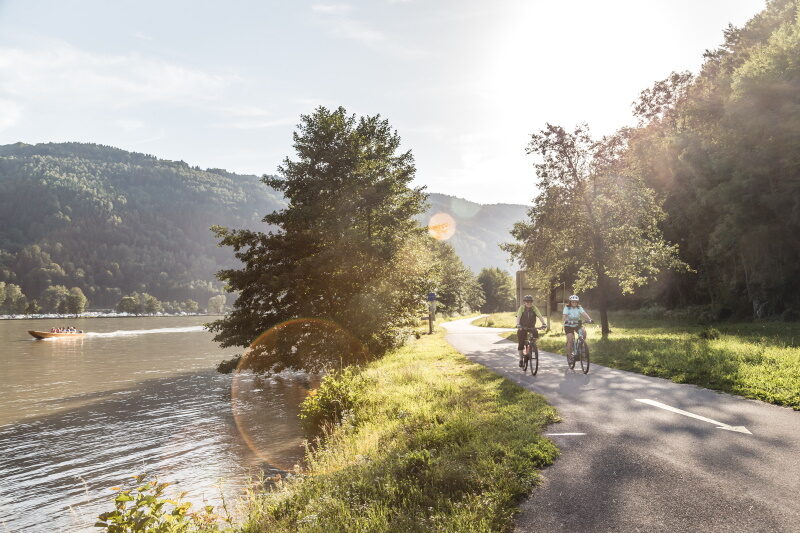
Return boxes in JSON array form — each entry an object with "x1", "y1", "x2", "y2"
[{"x1": 0, "y1": 0, "x2": 765, "y2": 204}]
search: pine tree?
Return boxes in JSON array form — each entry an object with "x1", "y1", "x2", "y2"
[{"x1": 209, "y1": 106, "x2": 429, "y2": 372}]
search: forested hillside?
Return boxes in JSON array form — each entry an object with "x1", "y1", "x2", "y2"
[
  {"x1": 0, "y1": 142, "x2": 284, "y2": 308},
  {"x1": 422, "y1": 194, "x2": 525, "y2": 274},
  {"x1": 625, "y1": 0, "x2": 800, "y2": 318},
  {"x1": 0, "y1": 143, "x2": 524, "y2": 311}
]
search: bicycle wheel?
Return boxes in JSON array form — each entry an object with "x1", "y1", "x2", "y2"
[
  {"x1": 530, "y1": 344, "x2": 539, "y2": 376},
  {"x1": 522, "y1": 343, "x2": 530, "y2": 372},
  {"x1": 580, "y1": 340, "x2": 590, "y2": 374}
]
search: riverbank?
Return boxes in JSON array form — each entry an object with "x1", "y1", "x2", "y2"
[
  {"x1": 476, "y1": 312, "x2": 800, "y2": 410},
  {"x1": 99, "y1": 329, "x2": 560, "y2": 531},
  {"x1": 238, "y1": 330, "x2": 559, "y2": 531},
  {"x1": 0, "y1": 311, "x2": 213, "y2": 320}
]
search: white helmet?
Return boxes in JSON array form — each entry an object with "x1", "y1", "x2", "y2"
[{"x1": 568, "y1": 295, "x2": 580, "y2": 302}]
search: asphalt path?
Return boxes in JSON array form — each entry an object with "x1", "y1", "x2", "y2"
[{"x1": 442, "y1": 317, "x2": 800, "y2": 533}]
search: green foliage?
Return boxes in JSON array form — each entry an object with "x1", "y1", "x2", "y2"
[
  {"x1": 207, "y1": 295, "x2": 226, "y2": 314},
  {"x1": 0, "y1": 142, "x2": 281, "y2": 306},
  {"x1": 0, "y1": 282, "x2": 28, "y2": 314},
  {"x1": 209, "y1": 106, "x2": 430, "y2": 372},
  {"x1": 299, "y1": 367, "x2": 367, "y2": 432},
  {"x1": 477, "y1": 268, "x2": 516, "y2": 313},
  {"x1": 182, "y1": 299, "x2": 199, "y2": 313},
  {"x1": 472, "y1": 312, "x2": 517, "y2": 329},
  {"x1": 698, "y1": 326, "x2": 721, "y2": 340},
  {"x1": 66, "y1": 287, "x2": 88, "y2": 316},
  {"x1": 504, "y1": 124, "x2": 687, "y2": 336},
  {"x1": 428, "y1": 240, "x2": 484, "y2": 316},
  {"x1": 95, "y1": 475, "x2": 222, "y2": 532},
  {"x1": 240, "y1": 332, "x2": 560, "y2": 532},
  {"x1": 622, "y1": 0, "x2": 800, "y2": 317},
  {"x1": 116, "y1": 292, "x2": 165, "y2": 315}
]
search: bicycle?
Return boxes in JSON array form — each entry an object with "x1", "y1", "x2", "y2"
[
  {"x1": 566, "y1": 320, "x2": 592, "y2": 374},
  {"x1": 521, "y1": 326, "x2": 547, "y2": 376}
]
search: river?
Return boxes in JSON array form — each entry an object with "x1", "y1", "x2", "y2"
[{"x1": 0, "y1": 316, "x2": 311, "y2": 532}]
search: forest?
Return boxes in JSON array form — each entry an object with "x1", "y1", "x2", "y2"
[
  {"x1": 510, "y1": 0, "x2": 800, "y2": 322},
  {"x1": 0, "y1": 142, "x2": 284, "y2": 309}
]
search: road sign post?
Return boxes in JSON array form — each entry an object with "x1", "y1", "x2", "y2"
[{"x1": 427, "y1": 293, "x2": 437, "y2": 334}]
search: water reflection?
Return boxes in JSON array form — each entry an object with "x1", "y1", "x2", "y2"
[{"x1": 0, "y1": 317, "x2": 310, "y2": 532}]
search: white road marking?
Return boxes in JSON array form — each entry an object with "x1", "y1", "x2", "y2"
[
  {"x1": 545, "y1": 433, "x2": 587, "y2": 436},
  {"x1": 635, "y1": 399, "x2": 752, "y2": 434}
]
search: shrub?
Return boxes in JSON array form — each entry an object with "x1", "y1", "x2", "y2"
[
  {"x1": 782, "y1": 308, "x2": 800, "y2": 322},
  {"x1": 698, "y1": 327, "x2": 721, "y2": 340},
  {"x1": 95, "y1": 475, "x2": 222, "y2": 532},
  {"x1": 299, "y1": 366, "x2": 367, "y2": 432}
]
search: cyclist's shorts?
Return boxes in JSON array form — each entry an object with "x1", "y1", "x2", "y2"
[
  {"x1": 564, "y1": 325, "x2": 582, "y2": 334},
  {"x1": 517, "y1": 327, "x2": 539, "y2": 339}
]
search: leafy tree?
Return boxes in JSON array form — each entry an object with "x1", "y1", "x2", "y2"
[
  {"x1": 478, "y1": 268, "x2": 516, "y2": 313},
  {"x1": 66, "y1": 287, "x2": 88, "y2": 316},
  {"x1": 620, "y1": 0, "x2": 800, "y2": 317},
  {"x1": 26, "y1": 299, "x2": 41, "y2": 314},
  {"x1": 181, "y1": 299, "x2": 199, "y2": 313},
  {"x1": 210, "y1": 106, "x2": 428, "y2": 372},
  {"x1": 429, "y1": 240, "x2": 484, "y2": 315},
  {"x1": 140, "y1": 293, "x2": 162, "y2": 314},
  {"x1": 116, "y1": 295, "x2": 137, "y2": 314},
  {"x1": 2, "y1": 283, "x2": 27, "y2": 314},
  {"x1": 41, "y1": 285, "x2": 70, "y2": 313},
  {"x1": 505, "y1": 124, "x2": 686, "y2": 336},
  {"x1": 207, "y1": 294, "x2": 226, "y2": 314}
]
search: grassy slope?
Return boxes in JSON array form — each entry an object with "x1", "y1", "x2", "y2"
[
  {"x1": 474, "y1": 312, "x2": 800, "y2": 410},
  {"x1": 240, "y1": 331, "x2": 559, "y2": 532}
]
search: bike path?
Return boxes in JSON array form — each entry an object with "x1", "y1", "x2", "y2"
[{"x1": 441, "y1": 316, "x2": 800, "y2": 532}]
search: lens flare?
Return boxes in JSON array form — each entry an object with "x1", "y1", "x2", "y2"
[
  {"x1": 428, "y1": 212, "x2": 456, "y2": 240},
  {"x1": 230, "y1": 318, "x2": 367, "y2": 472}
]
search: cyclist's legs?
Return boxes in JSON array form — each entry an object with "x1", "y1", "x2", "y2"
[{"x1": 566, "y1": 331, "x2": 575, "y2": 355}]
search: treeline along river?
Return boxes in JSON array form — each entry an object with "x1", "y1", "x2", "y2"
[{"x1": 0, "y1": 316, "x2": 311, "y2": 532}]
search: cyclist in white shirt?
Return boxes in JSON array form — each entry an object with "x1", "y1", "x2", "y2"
[{"x1": 563, "y1": 295, "x2": 593, "y2": 358}]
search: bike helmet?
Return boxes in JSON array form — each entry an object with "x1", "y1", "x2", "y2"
[
  {"x1": 568, "y1": 295, "x2": 580, "y2": 302},
  {"x1": 523, "y1": 295, "x2": 534, "y2": 302}
]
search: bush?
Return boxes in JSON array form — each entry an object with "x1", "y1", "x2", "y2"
[
  {"x1": 698, "y1": 327, "x2": 721, "y2": 340},
  {"x1": 95, "y1": 475, "x2": 222, "y2": 532},
  {"x1": 782, "y1": 308, "x2": 800, "y2": 322},
  {"x1": 299, "y1": 366, "x2": 367, "y2": 431},
  {"x1": 639, "y1": 304, "x2": 667, "y2": 319}
]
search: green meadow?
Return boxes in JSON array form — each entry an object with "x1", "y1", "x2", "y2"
[{"x1": 474, "y1": 312, "x2": 800, "y2": 410}]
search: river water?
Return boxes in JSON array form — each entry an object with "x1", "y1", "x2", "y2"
[{"x1": 0, "y1": 317, "x2": 311, "y2": 532}]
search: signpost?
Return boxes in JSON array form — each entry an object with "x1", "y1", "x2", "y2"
[{"x1": 427, "y1": 292, "x2": 437, "y2": 334}]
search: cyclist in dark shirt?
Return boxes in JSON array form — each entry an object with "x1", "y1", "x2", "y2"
[{"x1": 516, "y1": 295, "x2": 547, "y2": 367}]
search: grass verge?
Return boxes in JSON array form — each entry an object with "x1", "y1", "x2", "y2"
[
  {"x1": 239, "y1": 331, "x2": 560, "y2": 532},
  {"x1": 471, "y1": 313, "x2": 516, "y2": 329},
  {"x1": 503, "y1": 312, "x2": 800, "y2": 410}
]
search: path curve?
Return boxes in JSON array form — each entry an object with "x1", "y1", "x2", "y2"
[{"x1": 442, "y1": 316, "x2": 800, "y2": 532}]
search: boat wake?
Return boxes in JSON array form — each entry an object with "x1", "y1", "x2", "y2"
[{"x1": 87, "y1": 326, "x2": 206, "y2": 337}]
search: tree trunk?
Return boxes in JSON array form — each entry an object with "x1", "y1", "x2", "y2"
[{"x1": 597, "y1": 269, "x2": 611, "y2": 338}]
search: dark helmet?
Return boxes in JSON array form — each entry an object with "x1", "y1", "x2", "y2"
[{"x1": 523, "y1": 295, "x2": 534, "y2": 302}]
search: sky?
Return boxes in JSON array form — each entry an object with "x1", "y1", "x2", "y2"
[{"x1": 0, "y1": 0, "x2": 766, "y2": 205}]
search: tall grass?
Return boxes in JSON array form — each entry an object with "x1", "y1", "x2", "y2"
[{"x1": 238, "y1": 331, "x2": 559, "y2": 532}]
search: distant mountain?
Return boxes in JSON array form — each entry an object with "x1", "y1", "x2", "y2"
[
  {"x1": 0, "y1": 142, "x2": 284, "y2": 307},
  {"x1": 422, "y1": 193, "x2": 526, "y2": 274},
  {"x1": 0, "y1": 142, "x2": 526, "y2": 308}
]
